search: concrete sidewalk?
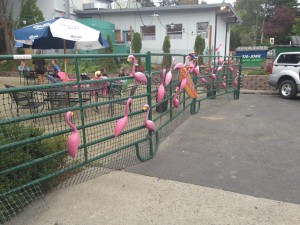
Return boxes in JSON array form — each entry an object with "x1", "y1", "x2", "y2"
[{"x1": 6, "y1": 171, "x2": 300, "y2": 225}]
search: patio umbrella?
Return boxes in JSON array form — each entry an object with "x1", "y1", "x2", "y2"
[{"x1": 14, "y1": 17, "x2": 107, "y2": 50}]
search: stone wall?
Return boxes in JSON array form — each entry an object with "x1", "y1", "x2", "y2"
[{"x1": 241, "y1": 75, "x2": 274, "y2": 91}]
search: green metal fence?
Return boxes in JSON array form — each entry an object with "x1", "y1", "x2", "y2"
[{"x1": 0, "y1": 52, "x2": 242, "y2": 223}]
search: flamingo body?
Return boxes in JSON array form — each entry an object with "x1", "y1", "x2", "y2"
[
  {"x1": 194, "y1": 66, "x2": 199, "y2": 76},
  {"x1": 210, "y1": 73, "x2": 216, "y2": 81},
  {"x1": 222, "y1": 76, "x2": 227, "y2": 89},
  {"x1": 134, "y1": 72, "x2": 147, "y2": 84},
  {"x1": 114, "y1": 98, "x2": 133, "y2": 137},
  {"x1": 180, "y1": 77, "x2": 187, "y2": 91},
  {"x1": 143, "y1": 104, "x2": 155, "y2": 132},
  {"x1": 165, "y1": 58, "x2": 175, "y2": 86},
  {"x1": 157, "y1": 69, "x2": 166, "y2": 103},
  {"x1": 127, "y1": 55, "x2": 147, "y2": 84},
  {"x1": 229, "y1": 66, "x2": 234, "y2": 73},
  {"x1": 173, "y1": 63, "x2": 185, "y2": 70},
  {"x1": 200, "y1": 77, "x2": 208, "y2": 84},
  {"x1": 172, "y1": 87, "x2": 180, "y2": 108},
  {"x1": 66, "y1": 111, "x2": 80, "y2": 158}
]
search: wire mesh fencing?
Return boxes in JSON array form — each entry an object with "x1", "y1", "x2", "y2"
[{"x1": 0, "y1": 53, "x2": 241, "y2": 223}]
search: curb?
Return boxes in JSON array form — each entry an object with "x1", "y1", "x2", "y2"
[{"x1": 240, "y1": 89, "x2": 278, "y2": 95}]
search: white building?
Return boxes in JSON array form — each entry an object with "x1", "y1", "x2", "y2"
[
  {"x1": 8, "y1": 1, "x2": 241, "y2": 56},
  {"x1": 75, "y1": 3, "x2": 241, "y2": 55}
]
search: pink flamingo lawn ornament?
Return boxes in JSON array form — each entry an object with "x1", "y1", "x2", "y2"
[
  {"x1": 210, "y1": 67, "x2": 217, "y2": 81},
  {"x1": 228, "y1": 65, "x2": 234, "y2": 73},
  {"x1": 179, "y1": 69, "x2": 189, "y2": 91},
  {"x1": 222, "y1": 76, "x2": 227, "y2": 89},
  {"x1": 127, "y1": 55, "x2": 147, "y2": 84},
  {"x1": 165, "y1": 58, "x2": 175, "y2": 86},
  {"x1": 114, "y1": 98, "x2": 133, "y2": 137},
  {"x1": 214, "y1": 43, "x2": 222, "y2": 52},
  {"x1": 142, "y1": 104, "x2": 156, "y2": 132},
  {"x1": 217, "y1": 61, "x2": 225, "y2": 72},
  {"x1": 66, "y1": 111, "x2": 80, "y2": 159},
  {"x1": 172, "y1": 87, "x2": 180, "y2": 108},
  {"x1": 157, "y1": 69, "x2": 166, "y2": 103},
  {"x1": 233, "y1": 72, "x2": 239, "y2": 88}
]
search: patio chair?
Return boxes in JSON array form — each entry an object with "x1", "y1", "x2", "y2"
[
  {"x1": 4, "y1": 84, "x2": 44, "y2": 116},
  {"x1": 44, "y1": 89, "x2": 78, "y2": 121},
  {"x1": 24, "y1": 71, "x2": 38, "y2": 85},
  {"x1": 108, "y1": 84, "x2": 138, "y2": 116}
]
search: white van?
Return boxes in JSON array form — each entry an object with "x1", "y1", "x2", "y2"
[{"x1": 267, "y1": 52, "x2": 300, "y2": 99}]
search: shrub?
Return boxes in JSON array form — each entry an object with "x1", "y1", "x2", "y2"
[
  {"x1": 162, "y1": 35, "x2": 171, "y2": 66},
  {"x1": 0, "y1": 123, "x2": 67, "y2": 223}
]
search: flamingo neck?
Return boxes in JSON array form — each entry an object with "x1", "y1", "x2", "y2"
[
  {"x1": 125, "y1": 101, "x2": 130, "y2": 117},
  {"x1": 145, "y1": 107, "x2": 150, "y2": 123},
  {"x1": 131, "y1": 58, "x2": 136, "y2": 75},
  {"x1": 67, "y1": 116, "x2": 77, "y2": 131}
]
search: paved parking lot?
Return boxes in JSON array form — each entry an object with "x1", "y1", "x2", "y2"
[
  {"x1": 128, "y1": 93, "x2": 300, "y2": 204},
  {"x1": 5, "y1": 93, "x2": 300, "y2": 225}
]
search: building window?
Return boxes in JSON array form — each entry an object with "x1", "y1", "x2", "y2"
[
  {"x1": 167, "y1": 24, "x2": 182, "y2": 39},
  {"x1": 141, "y1": 26, "x2": 155, "y2": 40},
  {"x1": 197, "y1": 22, "x2": 208, "y2": 39}
]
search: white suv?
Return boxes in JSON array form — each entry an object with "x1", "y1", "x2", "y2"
[{"x1": 268, "y1": 52, "x2": 300, "y2": 99}]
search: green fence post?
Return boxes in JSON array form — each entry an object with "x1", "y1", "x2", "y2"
[
  {"x1": 146, "y1": 52, "x2": 154, "y2": 157},
  {"x1": 74, "y1": 57, "x2": 88, "y2": 162}
]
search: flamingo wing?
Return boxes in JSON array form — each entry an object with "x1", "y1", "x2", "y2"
[
  {"x1": 67, "y1": 132, "x2": 80, "y2": 158},
  {"x1": 173, "y1": 63, "x2": 185, "y2": 70},
  {"x1": 172, "y1": 96, "x2": 180, "y2": 108},
  {"x1": 165, "y1": 71, "x2": 172, "y2": 86},
  {"x1": 114, "y1": 117, "x2": 128, "y2": 137},
  {"x1": 145, "y1": 120, "x2": 156, "y2": 132},
  {"x1": 134, "y1": 72, "x2": 147, "y2": 84},
  {"x1": 157, "y1": 83, "x2": 165, "y2": 103},
  {"x1": 179, "y1": 78, "x2": 187, "y2": 91}
]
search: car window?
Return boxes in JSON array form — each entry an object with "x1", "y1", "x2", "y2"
[{"x1": 277, "y1": 54, "x2": 300, "y2": 64}]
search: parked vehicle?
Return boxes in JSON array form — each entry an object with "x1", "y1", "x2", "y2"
[{"x1": 267, "y1": 52, "x2": 300, "y2": 99}]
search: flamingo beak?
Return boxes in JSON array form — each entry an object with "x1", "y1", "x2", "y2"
[
  {"x1": 71, "y1": 112, "x2": 74, "y2": 116},
  {"x1": 127, "y1": 58, "x2": 132, "y2": 62},
  {"x1": 142, "y1": 106, "x2": 148, "y2": 111}
]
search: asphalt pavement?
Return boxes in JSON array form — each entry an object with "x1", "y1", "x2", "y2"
[{"x1": 5, "y1": 92, "x2": 300, "y2": 225}]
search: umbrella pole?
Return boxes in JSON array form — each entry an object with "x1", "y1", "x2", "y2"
[{"x1": 64, "y1": 39, "x2": 68, "y2": 78}]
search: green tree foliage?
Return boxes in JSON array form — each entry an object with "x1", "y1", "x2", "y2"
[
  {"x1": 231, "y1": 0, "x2": 298, "y2": 47},
  {"x1": 132, "y1": 32, "x2": 142, "y2": 53},
  {"x1": 159, "y1": 0, "x2": 178, "y2": 6},
  {"x1": 142, "y1": 0, "x2": 155, "y2": 7},
  {"x1": 162, "y1": 35, "x2": 171, "y2": 66},
  {"x1": 19, "y1": 0, "x2": 44, "y2": 28},
  {"x1": 264, "y1": 7, "x2": 296, "y2": 44},
  {"x1": 292, "y1": 18, "x2": 300, "y2": 35},
  {"x1": 193, "y1": 35, "x2": 205, "y2": 65},
  {"x1": 132, "y1": 32, "x2": 142, "y2": 64},
  {"x1": 178, "y1": 0, "x2": 198, "y2": 5},
  {"x1": 104, "y1": 34, "x2": 115, "y2": 69}
]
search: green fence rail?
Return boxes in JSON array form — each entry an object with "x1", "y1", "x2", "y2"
[{"x1": 0, "y1": 52, "x2": 242, "y2": 223}]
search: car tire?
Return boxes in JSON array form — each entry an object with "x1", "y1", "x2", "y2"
[{"x1": 279, "y1": 80, "x2": 297, "y2": 99}]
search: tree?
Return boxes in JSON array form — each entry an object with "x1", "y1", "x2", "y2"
[
  {"x1": 162, "y1": 35, "x2": 171, "y2": 66},
  {"x1": 193, "y1": 35, "x2": 205, "y2": 65},
  {"x1": 104, "y1": 34, "x2": 115, "y2": 69},
  {"x1": 0, "y1": 0, "x2": 13, "y2": 54},
  {"x1": 142, "y1": 0, "x2": 155, "y2": 7},
  {"x1": 19, "y1": 0, "x2": 44, "y2": 28},
  {"x1": 264, "y1": 7, "x2": 296, "y2": 44},
  {"x1": 292, "y1": 18, "x2": 300, "y2": 35},
  {"x1": 132, "y1": 32, "x2": 142, "y2": 53},
  {"x1": 178, "y1": 0, "x2": 198, "y2": 5},
  {"x1": 159, "y1": 0, "x2": 178, "y2": 6},
  {"x1": 231, "y1": 0, "x2": 298, "y2": 47}
]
